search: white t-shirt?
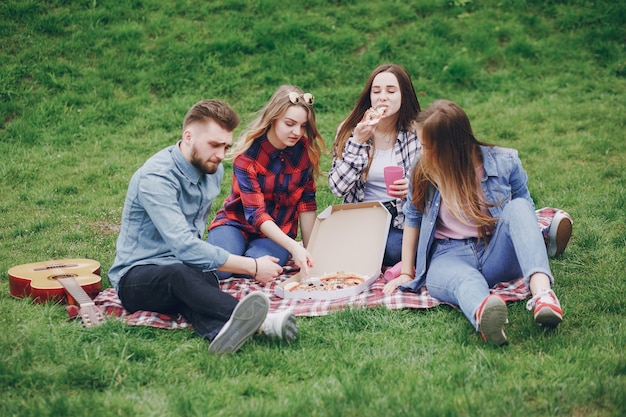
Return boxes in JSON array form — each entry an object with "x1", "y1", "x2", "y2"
[{"x1": 363, "y1": 147, "x2": 399, "y2": 202}]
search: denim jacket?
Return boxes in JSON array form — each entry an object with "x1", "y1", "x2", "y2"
[
  {"x1": 108, "y1": 143, "x2": 230, "y2": 290},
  {"x1": 399, "y1": 145, "x2": 534, "y2": 292}
]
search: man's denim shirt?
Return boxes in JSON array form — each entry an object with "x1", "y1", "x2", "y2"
[
  {"x1": 108, "y1": 143, "x2": 230, "y2": 290},
  {"x1": 400, "y1": 145, "x2": 534, "y2": 292}
]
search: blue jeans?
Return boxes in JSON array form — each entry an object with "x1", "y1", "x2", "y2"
[
  {"x1": 207, "y1": 225, "x2": 291, "y2": 279},
  {"x1": 117, "y1": 263, "x2": 238, "y2": 340},
  {"x1": 384, "y1": 226, "x2": 403, "y2": 267},
  {"x1": 425, "y1": 199, "x2": 553, "y2": 330}
]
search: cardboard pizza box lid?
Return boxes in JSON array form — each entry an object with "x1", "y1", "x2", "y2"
[{"x1": 275, "y1": 201, "x2": 391, "y2": 300}]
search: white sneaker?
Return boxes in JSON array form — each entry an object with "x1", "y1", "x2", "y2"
[
  {"x1": 547, "y1": 211, "x2": 572, "y2": 258},
  {"x1": 259, "y1": 309, "x2": 298, "y2": 343},
  {"x1": 208, "y1": 292, "x2": 270, "y2": 354}
]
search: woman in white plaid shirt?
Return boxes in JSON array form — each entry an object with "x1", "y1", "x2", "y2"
[{"x1": 329, "y1": 63, "x2": 423, "y2": 267}]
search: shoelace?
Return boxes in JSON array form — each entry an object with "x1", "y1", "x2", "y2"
[{"x1": 525, "y1": 288, "x2": 554, "y2": 311}]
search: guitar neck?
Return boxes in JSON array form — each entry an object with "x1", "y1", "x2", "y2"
[
  {"x1": 56, "y1": 276, "x2": 105, "y2": 328},
  {"x1": 56, "y1": 277, "x2": 95, "y2": 306}
]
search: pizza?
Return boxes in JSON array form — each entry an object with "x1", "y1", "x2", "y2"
[
  {"x1": 284, "y1": 271, "x2": 366, "y2": 292},
  {"x1": 361, "y1": 106, "x2": 386, "y2": 125}
]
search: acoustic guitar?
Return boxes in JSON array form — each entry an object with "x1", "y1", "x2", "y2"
[{"x1": 8, "y1": 258, "x2": 105, "y2": 328}]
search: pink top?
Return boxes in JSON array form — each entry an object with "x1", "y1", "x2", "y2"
[{"x1": 434, "y1": 165, "x2": 490, "y2": 240}]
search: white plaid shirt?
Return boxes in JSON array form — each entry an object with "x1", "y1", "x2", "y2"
[{"x1": 329, "y1": 129, "x2": 421, "y2": 229}]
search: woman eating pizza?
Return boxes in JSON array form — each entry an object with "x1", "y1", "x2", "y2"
[{"x1": 329, "y1": 63, "x2": 422, "y2": 267}]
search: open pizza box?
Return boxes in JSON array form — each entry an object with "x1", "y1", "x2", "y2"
[{"x1": 275, "y1": 201, "x2": 391, "y2": 300}]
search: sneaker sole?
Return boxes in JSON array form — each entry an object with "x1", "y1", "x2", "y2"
[
  {"x1": 209, "y1": 293, "x2": 269, "y2": 354},
  {"x1": 535, "y1": 306, "x2": 563, "y2": 328},
  {"x1": 480, "y1": 297, "x2": 509, "y2": 346},
  {"x1": 281, "y1": 312, "x2": 298, "y2": 343},
  {"x1": 548, "y1": 212, "x2": 572, "y2": 258}
]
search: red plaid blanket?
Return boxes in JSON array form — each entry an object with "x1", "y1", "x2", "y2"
[
  {"x1": 92, "y1": 275, "x2": 530, "y2": 328},
  {"x1": 91, "y1": 207, "x2": 566, "y2": 329}
]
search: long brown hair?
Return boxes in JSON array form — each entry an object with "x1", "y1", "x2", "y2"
[
  {"x1": 333, "y1": 63, "x2": 421, "y2": 161},
  {"x1": 230, "y1": 85, "x2": 325, "y2": 177},
  {"x1": 411, "y1": 99, "x2": 497, "y2": 237}
]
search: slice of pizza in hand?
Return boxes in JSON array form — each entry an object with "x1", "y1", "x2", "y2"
[{"x1": 360, "y1": 106, "x2": 386, "y2": 126}]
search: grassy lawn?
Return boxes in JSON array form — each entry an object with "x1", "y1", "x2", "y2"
[{"x1": 1, "y1": 0, "x2": 624, "y2": 416}]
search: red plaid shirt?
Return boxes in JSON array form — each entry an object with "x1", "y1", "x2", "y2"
[{"x1": 209, "y1": 134, "x2": 317, "y2": 239}]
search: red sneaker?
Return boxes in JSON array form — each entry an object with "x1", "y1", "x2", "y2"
[
  {"x1": 526, "y1": 289, "x2": 563, "y2": 327},
  {"x1": 476, "y1": 295, "x2": 508, "y2": 346}
]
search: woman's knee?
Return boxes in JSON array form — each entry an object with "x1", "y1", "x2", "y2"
[
  {"x1": 504, "y1": 198, "x2": 533, "y2": 215},
  {"x1": 247, "y1": 238, "x2": 290, "y2": 265},
  {"x1": 207, "y1": 225, "x2": 247, "y2": 255},
  {"x1": 500, "y1": 198, "x2": 536, "y2": 224}
]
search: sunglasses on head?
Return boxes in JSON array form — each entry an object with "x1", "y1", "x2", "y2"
[{"x1": 288, "y1": 91, "x2": 315, "y2": 105}]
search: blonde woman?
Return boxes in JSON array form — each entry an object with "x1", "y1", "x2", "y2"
[{"x1": 208, "y1": 85, "x2": 324, "y2": 280}]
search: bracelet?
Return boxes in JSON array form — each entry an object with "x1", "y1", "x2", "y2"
[
  {"x1": 398, "y1": 273, "x2": 413, "y2": 279},
  {"x1": 253, "y1": 258, "x2": 258, "y2": 278}
]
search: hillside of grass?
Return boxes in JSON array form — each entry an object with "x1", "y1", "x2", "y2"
[{"x1": 1, "y1": 1, "x2": 625, "y2": 416}]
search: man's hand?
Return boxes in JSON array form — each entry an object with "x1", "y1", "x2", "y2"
[{"x1": 254, "y1": 255, "x2": 283, "y2": 285}]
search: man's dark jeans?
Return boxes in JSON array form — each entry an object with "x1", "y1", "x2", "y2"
[{"x1": 118, "y1": 263, "x2": 238, "y2": 340}]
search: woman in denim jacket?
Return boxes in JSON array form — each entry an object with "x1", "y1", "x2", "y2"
[{"x1": 383, "y1": 99, "x2": 563, "y2": 346}]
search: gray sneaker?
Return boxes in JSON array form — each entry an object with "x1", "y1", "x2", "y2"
[
  {"x1": 208, "y1": 292, "x2": 270, "y2": 354},
  {"x1": 547, "y1": 211, "x2": 572, "y2": 258},
  {"x1": 259, "y1": 309, "x2": 298, "y2": 343},
  {"x1": 477, "y1": 295, "x2": 508, "y2": 346}
]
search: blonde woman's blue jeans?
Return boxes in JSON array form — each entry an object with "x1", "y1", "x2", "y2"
[{"x1": 207, "y1": 225, "x2": 291, "y2": 280}]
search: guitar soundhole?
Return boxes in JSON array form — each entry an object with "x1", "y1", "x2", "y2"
[{"x1": 50, "y1": 273, "x2": 78, "y2": 280}]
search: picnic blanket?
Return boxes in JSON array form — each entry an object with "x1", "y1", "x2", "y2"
[
  {"x1": 90, "y1": 206, "x2": 566, "y2": 329},
  {"x1": 92, "y1": 275, "x2": 530, "y2": 329}
]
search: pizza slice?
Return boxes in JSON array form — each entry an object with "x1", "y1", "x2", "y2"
[{"x1": 360, "y1": 106, "x2": 386, "y2": 126}]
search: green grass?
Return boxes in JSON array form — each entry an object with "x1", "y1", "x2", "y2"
[{"x1": 1, "y1": 0, "x2": 625, "y2": 416}]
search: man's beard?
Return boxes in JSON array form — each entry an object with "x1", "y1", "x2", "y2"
[{"x1": 190, "y1": 147, "x2": 219, "y2": 174}]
